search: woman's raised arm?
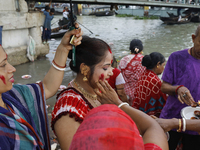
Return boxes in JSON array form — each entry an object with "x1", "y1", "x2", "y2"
[{"x1": 43, "y1": 24, "x2": 83, "y2": 99}]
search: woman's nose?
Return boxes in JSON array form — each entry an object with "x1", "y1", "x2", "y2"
[
  {"x1": 7, "y1": 63, "x2": 16, "y2": 73},
  {"x1": 108, "y1": 67, "x2": 114, "y2": 76}
]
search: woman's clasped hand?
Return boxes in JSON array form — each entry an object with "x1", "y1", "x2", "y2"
[{"x1": 94, "y1": 80, "x2": 122, "y2": 106}]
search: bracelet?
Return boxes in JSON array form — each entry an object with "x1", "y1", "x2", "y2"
[
  {"x1": 52, "y1": 62, "x2": 66, "y2": 71},
  {"x1": 177, "y1": 119, "x2": 183, "y2": 132},
  {"x1": 182, "y1": 118, "x2": 186, "y2": 132},
  {"x1": 53, "y1": 59, "x2": 66, "y2": 68},
  {"x1": 175, "y1": 85, "x2": 184, "y2": 95},
  {"x1": 118, "y1": 102, "x2": 129, "y2": 108}
]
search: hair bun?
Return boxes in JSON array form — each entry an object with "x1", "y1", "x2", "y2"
[{"x1": 142, "y1": 55, "x2": 152, "y2": 68}]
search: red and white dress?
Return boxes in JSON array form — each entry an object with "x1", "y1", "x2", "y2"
[
  {"x1": 108, "y1": 68, "x2": 125, "y2": 90},
  {"x1": 118, "y1": 54, "x2": 146, "y2": 105},
  {"x1": 133, "y1": 69, "x2": 167, "y2": 117},
  {"x1": 51, "y1": 86, "x2": 94, "y2": 131}
]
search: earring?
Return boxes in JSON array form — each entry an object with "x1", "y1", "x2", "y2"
[
  {"x1": 83, "y1": 72, "x2": 88, "y2": 82},
  {"x1": 83, "y1": 76, "x2": 88, "y2": 82},
  {"x1": 157, "y1": 66, "x2": 159, "y2": 68}
]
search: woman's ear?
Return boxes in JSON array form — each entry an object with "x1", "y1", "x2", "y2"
[
  {"x1": 156, "y1": 62, "x2": 160, "y2": 68},
  {"x1": 80, "y1": 63, "x2": 90, "y2": 75}
]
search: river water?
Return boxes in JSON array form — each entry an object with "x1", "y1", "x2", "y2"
[{"x1": 13, "y1": 15, "x2": 199, "y2": 139}]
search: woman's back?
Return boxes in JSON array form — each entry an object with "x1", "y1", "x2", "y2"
[{"x1": 119, "y1": 53, "x2": 145, "y2": 105}]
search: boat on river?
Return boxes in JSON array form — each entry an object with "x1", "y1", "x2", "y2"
[
  {"x1": 89, "y1": 6, "x2": 115, "y2": 16},
  {"x1": 183, "y1": 8, "x2": 200, "y2": 22},
  {"x1": 51, "y1": 29, "x2": 68, "y2": 38},
  {"x1": 160, "y1": 12, "x2": 192, "y2": 25},
  {"x1": 51, "y1": 14, "x2": 77, "y2": 38},
  {"x1": 160, "y1": 16, "x2": 191, "y2": 25},
  {"x1": 51, "y1": 24, "x2": 69, "y2": 38}
]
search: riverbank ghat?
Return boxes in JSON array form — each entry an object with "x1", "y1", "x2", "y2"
[{"x1": 0, "y1": 0, "x2": 49, "y2": 66}]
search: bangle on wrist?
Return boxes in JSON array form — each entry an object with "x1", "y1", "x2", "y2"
[
  {"x1": 182, "y1": 118, "x2": 186, "y2": 132},
  {"x1": 177, "y1": 119, "x2": 183, "y2": 132},
  {"x1": 52, "y1": 61, "x2": 66, "y2": 71},
  {"x1": 53, "y1": 59, "x2": 66, "y2": 68},
  {"x1": 175, "y1": 85, "x2": 184, "y2": 95},
  {"x1": 118, "y1": 102, "x2": 129, "y2": 108}
]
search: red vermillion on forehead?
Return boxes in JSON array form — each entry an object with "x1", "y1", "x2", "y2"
[{"x1": 108, "y1": 47, "x2": 112, "y2": 54}]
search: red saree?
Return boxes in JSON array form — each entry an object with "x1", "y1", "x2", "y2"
[
  {"x1": 132, "y1": 69, "x2": 167, "y2": 117},
  {"x1": 119, "y1": 54, "x2": 145, "y2": 105}
]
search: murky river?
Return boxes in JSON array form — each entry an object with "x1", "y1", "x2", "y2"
[{"x1": 13, "y1": 15, "x2": 199, "y2": 137}]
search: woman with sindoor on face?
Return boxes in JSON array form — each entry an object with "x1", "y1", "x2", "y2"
[
  {"x1": 132, "y1": 52, "x2": 167, "y2": 117},
  {"x1": 51, "y1": 36, "x2": 168, "y2": 150},
  {"x1": 118, "y1": 39, "x2": 146, "y2": 105},
  {"x1": 0, "y1": 24, "x2": 82, "y2": 150}
]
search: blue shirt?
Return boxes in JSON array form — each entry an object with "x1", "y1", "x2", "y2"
[{"x1": 43, "y1": 11, "x2": 54, "y2": 30}]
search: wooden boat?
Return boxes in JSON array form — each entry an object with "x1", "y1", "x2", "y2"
[
  {"x1": 190, "y1": 14, "x2": 200, "y2": 22},
  {"x1": 89, "y1": 6, "x2": 115, "y2": 16},
  {"x1": 51, "y1": 24, "x2": 69, "y2": 38},
  {"x1": 58, "y1": 15, "x2": 77, "y2": 27},
  {"x1": 160, "y1": 12, "x2": 192, "y2": 25},
  {"x1": 51, "y1": 29, "x2": 68, "y2": 38},
  {"x1": 95, "y1": 10, "x2": 115, "y2": 16},
  {"x1": 160, "y1": 16, "x2": 191, "y2": 25}
]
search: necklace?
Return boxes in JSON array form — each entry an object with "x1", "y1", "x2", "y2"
[{"x1": 73, "y1": 80, "x2": 99, "y2": 106}]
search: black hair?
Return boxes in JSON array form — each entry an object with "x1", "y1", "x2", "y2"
[
  {"x1": 142, "y1": 52, "x2": 165, "y2": 69},
  {"x1": 50, "y1": 8, "x2": 55, "y2": 13},
  {"x1": 112, "y1": 56, "x2": 118, "y2": 68},
  {"x1": 129, "y1": 39, "x2": 143, "y2": 54},
  {"x1": 45, "y1": 5, "x2": 50, "y2": 11},
  {"x1": 68, "y1": 36, "x2": 111, "y2": 77}
]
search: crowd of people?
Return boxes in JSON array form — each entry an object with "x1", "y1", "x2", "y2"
[{"x1": 2, "y1": 1, "x2": 200, "y2": 149}]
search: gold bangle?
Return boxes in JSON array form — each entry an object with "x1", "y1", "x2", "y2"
[{"x1": 177, "y1": 119, "x2": 182, "y2": 132}]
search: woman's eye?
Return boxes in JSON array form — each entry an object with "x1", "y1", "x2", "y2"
[
  {"x1": 103, "y1": 68, "x2": 107, "y2": 71},
  {"x1": 0, "y1": 63, "x2": 7, "y2": 67}
]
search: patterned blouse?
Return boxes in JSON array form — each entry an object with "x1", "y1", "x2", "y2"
[
  {"x1": 51, "y1": 87, "x2": 94, "y2": 131},
  {"x1": 119, "y1": 54, "x2": 146, "y2": 105},
  {"x1": 133, "y1": 69, "x2": 167, "y2": 117}
]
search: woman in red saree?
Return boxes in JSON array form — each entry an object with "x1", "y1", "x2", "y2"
[
  {"x1": 133, "y1": 52, "x2": 167, "y2": 117},
  {"x1": 118, "y1": 39, "x2": 146, "y2": 105}
]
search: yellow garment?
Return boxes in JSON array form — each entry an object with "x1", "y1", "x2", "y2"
[
  {"x1": 144, "y1": 6, "x2": 149, "y2": 11},
  {"x1": 78, "y1": 4, "x2": 82, "y2": 11}
]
